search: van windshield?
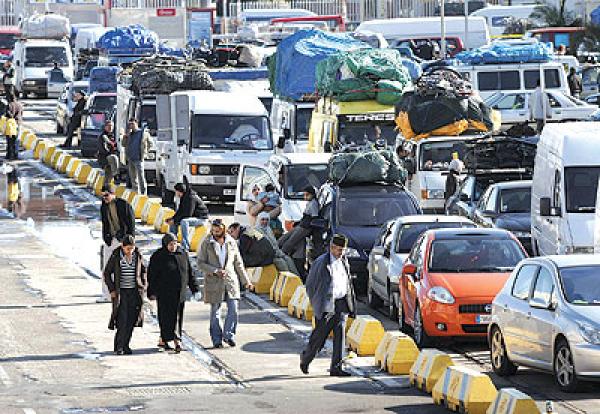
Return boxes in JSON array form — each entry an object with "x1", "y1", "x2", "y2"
[
  {"x1": 419, "y1": 140, "x2": 466, "y2": 171},
  {"x1": 25, "y1": 47, "x2": 68, "y2": 66},
  {"x1": 191, "y1": 114, "x2": 273, "y2": 150},
  {"x1": 337, "y1": 120, "x2": 396, "y2": 149},
  {"x1": 295, "y1": 107, "x2": 313, "y2": 142},
  {"x1": 284, "y1": 164, "x2": 328, "y2": 199},
  {"x1": 564, "y1": 167, "x2": 600, "y2": 213},
  {"x1": 140, "y1": 104, "x2": 157, "y2": 135}
]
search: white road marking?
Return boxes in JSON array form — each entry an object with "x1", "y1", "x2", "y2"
[
  {"x1": 0, "y1": 365, "x2": 13, "y2": 386},
  {"x1": 23, "y1": 409, "x2": 37, "y2": 414}
]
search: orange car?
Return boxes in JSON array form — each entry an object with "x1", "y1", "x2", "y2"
[{"x1": 399, "y1": 228, "x2": 527, "y2": 347}]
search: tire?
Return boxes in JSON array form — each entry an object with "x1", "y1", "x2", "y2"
[
  {"x1": 388, "y1": 290, "x2": 398, "y2": 320},
  {"x1": 554, "y1": 339, "x2": 581, "y2": 393},
  {"x1": 413, "y1": 304, "x2": 431, "y2": 348},
  {"x1": 490, "y1": 326, "x2": 518, "y2": 376},
  {"x1": 367, "y1": 277, "x2": 383, "y2": 309},
  {"x1": 160, "y1": 175, "x2": 175, "y2": 205}
]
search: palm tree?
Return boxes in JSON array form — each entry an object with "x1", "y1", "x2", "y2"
[
  {"x1": 530, "y1": 1, "x2": 582, "y2": 27},
  {"x1": 581, "y1": 22, "x2": 600, "y2": 51}
]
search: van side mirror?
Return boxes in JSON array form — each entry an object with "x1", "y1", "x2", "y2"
[
  {"x1": 277, "y1": 135, "x2": 286, "y2": 149},
  {"x1": 540, "y1": 197, "x2": 551, "y2": 216}
]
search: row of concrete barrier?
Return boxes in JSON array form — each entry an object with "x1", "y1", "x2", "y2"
[{"x1": 17, "y1": 130, "x2": 544, "y2": 414}]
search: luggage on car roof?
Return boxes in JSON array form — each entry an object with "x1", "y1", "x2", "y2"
[
  {"x1": 328, "y1": 149, "x2": 407, "y2": 185},
  {"x1": 20, "y1": 13, "x2": 70, "y2": 39}
]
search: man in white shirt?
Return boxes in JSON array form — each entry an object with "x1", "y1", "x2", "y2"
[
  {"x1": 530, "y1": 80, "x2": 551, "y2": 134},
  {"x1": 301, "y1": 234, "x2": 356, "y2": 377}
]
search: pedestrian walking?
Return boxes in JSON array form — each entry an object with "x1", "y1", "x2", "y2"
[
  {"x1": 97, "y1": 120, "x2": 118, "y2": 185},
  {"x1": 2, "y1": 59, "x2": 16, "y2": 99},
  {"x1": 100, "y1": 185, "x2": 135, "y2": 302},
  {"x1": 300, "y1": 234, "x2": 356, "y2": 377},
  {"x1": 166, "y1": 181, "x2": 209, "y2": 251},
  {"x1": 61, "y1": 91, "x2": 86, "y2": 149},
  {"x1": 530, "y1": 80, "x2": 551, "y2": 134},
  {"x1": 197, "y1": 219, "x2": 253, "y2": 348},
  {"x1": 122, "y1": 118, "x2": 151, "y2": 195},
  {"x1": 148, "y1": 233, "x2": 201, "y2": 353},
  {"x1": 103, "y1": 235, "x2": 147, "y2": 355},
  {"x1": 567, "y1": 67, "x2": 582, "y2": 98}
]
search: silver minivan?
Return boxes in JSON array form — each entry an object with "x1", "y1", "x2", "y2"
[{"x1": 489, "y1": 255, "x2": 600, "y2": 392}]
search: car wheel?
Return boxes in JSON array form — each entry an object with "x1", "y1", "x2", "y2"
[
  {"x1": 413, "y1": 304, "x2": 431, "y2": 348},
  {"x1": 392, "y1": 291, "x2": 409, "y2": 333},
  {"x1": 367, "y1": 277, "x2": 383, "y2": 309},
  {"x1": 388, "y1": 290, "x2": 398, "y2": 320},
  {"x1": 490, "y1": 326, "x2": 518, "y2": 376},
  {"x1": 554, "y1": 339, "x2": 581, "y2": 393}
]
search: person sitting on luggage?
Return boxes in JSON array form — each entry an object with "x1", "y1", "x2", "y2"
[
  {"x1": 246, "y1": 184, "x2": 281, "y2": 227},
  {"x1": 167, "y1": 181, "x2": 209, "y2": 251},
  {"x1": 255, "y1": 212, "x2": 299, "y2": 275},
  {"x1": 228, "y1": 223, "x2": 275, "y2": 268},
  {"x1": 258, "y1": 183, "x2": 281, "y2": 211}
]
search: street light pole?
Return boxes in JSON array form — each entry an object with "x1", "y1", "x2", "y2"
[
  {"x1": 464, "y1": 0, "x2": 469, "y2": 51},
  {"x1": 440, "y1": 0, "x2": 446, "y2": 58}
]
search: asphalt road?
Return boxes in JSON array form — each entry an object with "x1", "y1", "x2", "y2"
[{"x1": 0, "y1": 97, "x2": 597, "y2": 413}]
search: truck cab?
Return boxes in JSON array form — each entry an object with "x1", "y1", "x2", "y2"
[
  {"x1": 233, "y1": 152, "x2": 331, "y2": 229},
  {"x1": 156, "y1": 90, "x2": 274, "y2": 203},
  {"x1": 308, "y1": 97, "x2": 397, "y2": 153},
  {"x1": 271, "y1": 97, "x2": 315, "y2": 152}
]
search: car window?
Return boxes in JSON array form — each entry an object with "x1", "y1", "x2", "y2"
[
  {"x1": 524, "y1": 70, "x2": 539, "y2": 90},
  {"x1": 500, "y1": 71, "x2": 520, "y2": 89},
  {"x1": 511, "y1": 264, "x2": 538, "y2": 300},
  {"x1": 493, "y1": 94, "x2": 525, "y2": 110},
  {"x1": 499, "y1": 187, "x2": 531, "y2": 213},
  {"x1": 477, "y1": 186, "x2": 491, "y2": 210},
  {"x1": 544, "y1": 69, "x2": 561, "y2": 88},
  {"x1": 547, "y1": 93, "x2": 562, "y2": 108},
  {"x1": 478, "y1": 72, "x2": 498, "y2": 91},
  {"x1": 532, "y1": 267, "x2": 555, "y2": 304},
  {"x1": 241, "y1": 166, "x2": 272, "y2": 201},
  {"x1": 484, "y1": 188, "x2": 497, "y2": 212}
]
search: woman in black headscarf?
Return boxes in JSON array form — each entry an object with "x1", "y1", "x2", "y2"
[{"x1": 148, "y1": 233, "x2": 200, "y2": 353}]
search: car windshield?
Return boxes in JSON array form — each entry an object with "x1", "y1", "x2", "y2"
[
  {"x1": 90, "y1": 96, "x2": 116, "y2": 113},
  {"x1": 428, "y1": 237, "x2": 525, "y2": 272},
  {"x1": 560, "y1": 266, "x2": 600, "y2": 305},
  {"x1": 284, "y1": 164, "x2": 329, "y2": 199},
  {"x1": 295, "y1": 107, "x2": 313, "y2": 141},
  {"x1": 396, "y1": 222, "x2": 474, "y2": 253},
  {"x1": 0, "y1": 33, "x2": 17, "y2": 49},
  {"x1": 140, "y1": 104, "x2": 157, "y2": 135},
  {"x1": 582, "y1": 66, "x2": 600, "y2": 85},
  {"x1": 25, "y1": 47, "x2": 68, "y2": 66},
  {"x1": 337, "y1": 121, "x2": 396, "y2": 148},
  {"x1": 337, "y1": 190, "x2": 418, "y2": 227},
  {"x1": 419, "y1": 140, "x2": 467, "y2": 171},
  {"x1": 499, "y1": 187, "x2": 531, "y2": 213},
  {"x1": 564, "y1": 167, "x2": 600, "y2": 213},
  {"x1": 191, "y1": 114, "x2": 272, "y2": 150}
]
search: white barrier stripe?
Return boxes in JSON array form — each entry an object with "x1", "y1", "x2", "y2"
[
  {"x1": 23, "y1": 409, "x2": 37, "y2": 414},
  {"x1": 506, "y1": 395, "x2": 516, "y2": 414},
  {"x1": 489, "y1": 393, "x2": 501, "y2": 413},
  {"x1": 0, "y1": 366, "x2": 13, "y2": 386},
  {"x1": 458, "y1": 374, "x2": 470, "y2": 406},
  {"x1": 441, "y1": 367, "x2": 452, "y2": 399}
]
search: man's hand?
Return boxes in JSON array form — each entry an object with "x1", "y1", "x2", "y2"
[
  {"x1": 246, "y1": 283, "x2": 254, "y2": 291},
  {"x1": 110, "y1": 291, "x2": 117, "y2": 299}
]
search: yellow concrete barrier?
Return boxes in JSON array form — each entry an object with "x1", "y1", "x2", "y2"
[
  {"x1": 120, "y1": 188, "x2": 132, "y2": 202},
  {"x1": 51, "y1": 150, "x2": 64, "y2": 169},
  {"x1": 274, "y1": 272, "x2": 302, "y2": 307},
  {"x1": 298, "y1": 289, "x2": 313, "y2": 321},
  {"x1": 58, "y1": 154, "x2": 73, "y2": 174},
  {"x1": 247, "y1": 264, "x2": 278, "y2": 294},
  {"x1": 114, "y1": 185, "x2": 126, "y2": 198},
  {"x1": 86, "y1": 168, "x2": 99, "y2": 188},
  {"x1": 131, "y1": 195, "x2": 149, "y2": 219},
  {"x1": 76, "y1": 163, "x2": 93, "y2": 185},
  {"x1": 346, "y1": 315, "x2": 385, "y2": 356},
  {"x1": 486, "y1": 388, "x2": 540, "y2": 414},
  {"x1": 153, "y1": 207, "x2": 175, "y2": 233},
  {"x1": 287, "y1": 285, "x2": 305, "y2": 317},
  {"x1": 384, "y1": 333, "x2": 420, "y2": 375},
  {"x1": 189, "y1": 225, "x2": 208, "y2": 252},
  {"x1": 23, "y1": 133, "x2": 37, "y2": 150},
  {"x1": 66, "y1": 158, "x2": 82, "y2": 178},
  {"x1": 33, "y1": 140, "x2": 46, "y2": 159},
  {"x1": 410, "y1": 349, "x2": 454, "y2": 394},
  {"x1": 432, "y1": 366, "x2": 497, "y2": 414},
  {"x1": 43, "y1": 146, "x2": 57, "y2": 165},
  {"x1": 270, "y1": 272, "x2": 285, "y2": 302},
  {"x1": 142, "y1": 201, "x2": 161, "y2": 225},
  {"x1": 375, "y1": 332, "x2": 403, "y2": 368},
  {"x1": 124, "y1": 190, "x2": 137, "y2": 205}
]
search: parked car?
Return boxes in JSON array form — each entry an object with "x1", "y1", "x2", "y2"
[
  {"x1": 79, "y1": 92, "x2": 117, "y2": 158},
  {"x1": 55, "y1": 80, "x2": 89, "y2": 134},
  {"x1": 400, "y1": 228, "x2": 527, "y2": 347},
  {"x1": 316, "y1": 183, "x2": 421, "y2": 291},
  {"x1": 489, "y1": 255, "x2": 600, "y2": 392},
  {"x1": 472, "y1": 180, "x2": 532, "y2": 254},
  {"x1": 367, "y1": 215, "x2": 475, "y2": 324},
  {"x1": 485, "y1": 91, "x2": 598, "y2": 127}
]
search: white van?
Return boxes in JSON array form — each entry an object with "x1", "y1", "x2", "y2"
[
  {"x1": 355, "y1": 16, "x2": 490, "y2": 50},
  {"x1": 270, "y1": 97, "x2": 315, "y2": 153},
  {"x1": 531, "y1": 122, "x2": 600, "y2": 256},
  {"x1": 13, "y1": 38, "x2": 74, "y2": 98},
  {"x1": 470, "y1": 5, "x2": 537, "y2": 38},
  {"x1": 455, "y1": 61, "x2": 569, "y2": 100}
]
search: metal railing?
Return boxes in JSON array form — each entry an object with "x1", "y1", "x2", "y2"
[{"x1": 0, "y1": 0, "x2": 17, "y2": 26}]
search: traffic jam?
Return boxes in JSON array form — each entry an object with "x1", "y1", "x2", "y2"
[{"x1": 1, "y1": 2, "x2": 600, "y2": 413}]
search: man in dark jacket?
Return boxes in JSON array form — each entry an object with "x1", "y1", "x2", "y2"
[
  {"x1": 167, "y1": 181, "x2": 209, "y2": 251},
  {"x1": 100, "y1": 185, "x2": 135, "y2": 302},
  {"x1": 300, "y1": 234, "x2": 356, "y2": 377},
  {"x1": 2, "y1": 60, "x2": 15, "y2": 99},
  {"x1": 228, "y1": 222, "x2": 275, "y2": 268},
  {"x1": 567, "y1": 67, "x2": 582, "y2": 98},
  {"x1": 61, "y1": 90, "x2": 86, "y2": 148},
  {"x1": 97, "y1": 120, "x2": 118, "y2": 184}
]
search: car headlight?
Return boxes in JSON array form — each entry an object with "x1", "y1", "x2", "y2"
[
  {"x1": 345, "y1": 248, "x2": 362, "y2": 258},
  {"x1": 198, "y1": 165, "x2": 211, "y2": 175},
  {"x1": 145, "y1": 151, "x2": 156, "y2": 161},
  {"x1": 512, "y1": 231, "x2": 531, "y2": 238},
  {"x1": 565, "y1": 246, "x2": 594, "y2": 254},
  {"x1": 24, "y1": 80, "x2": 36, "y2": 85},
  {"x1": 427, "y1": 286, "x2": 455, "y2": 304},
  {"x1": 579, "y1": 323, "x2": 600, "y2": 345}
]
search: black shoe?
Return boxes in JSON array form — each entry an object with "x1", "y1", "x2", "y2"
[
  {"x1": 115, "y1": 349, "x2": 125, "y2": 355},
  {"x1": 213, "y1": 343, "x2": 223, "y2": 349},
  {"x1": 224, "y1": 339, "x2": 236, "y2": 347},
  {"x1": 158, "y1": 343, "x2": 173, "y2": 352},
  {"x1": 300, "y1": 362, "x2": 309, "y2": 375},
  {"x1": 174, "y1": 344, "x2": 181, "y2": 354},
  {"x1": 124, "y1": 348, "x2": 133, "y2": 355},
  {"x1": 330, "y1": 368, "x2": 351, "y2": 377}
]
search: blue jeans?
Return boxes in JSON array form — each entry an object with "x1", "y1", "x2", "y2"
[
  {"x1": 209, "y1": 297, "x2": 239, "y2": 346},
  {"x1": 169, "y1": 217, "x2": 206, "y2": 250}
]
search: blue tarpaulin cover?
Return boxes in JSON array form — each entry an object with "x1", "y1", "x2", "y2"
[
  {"x1": 455, "y1": 41, "x2": 553, "y2": 65},
  {"x1": 272, "y1": 29, "x2": 368, "y2": 100},
  {"x1": 89, "y1": 66, "x2": 120, "y2": 93},
  {"x1": 97, "y1": 25, "x2": 159, "y2": 53},
  {"x1": 592, "y1": 6, "x2": 600, "y2": 25}
]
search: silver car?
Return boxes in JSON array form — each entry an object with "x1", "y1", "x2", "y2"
[{"x1": 489, "y1": 255, "x2": 600, "y2": 392}]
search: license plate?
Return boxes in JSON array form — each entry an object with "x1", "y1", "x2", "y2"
[
  {"x1": 223, "y1": 189, "x2": 236, "y2": 196},
  {"x1": 476, "y1": 314, "x2": 492, "y2": 324}
]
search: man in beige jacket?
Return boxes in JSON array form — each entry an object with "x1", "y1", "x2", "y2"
[{"x1": 197, "y1": 219, "x2": 253, "y2": 348}]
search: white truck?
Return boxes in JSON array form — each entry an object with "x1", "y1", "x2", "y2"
[
  {"x1": 270, "y1": 97, "x2": 315, "y2": 153},
  {"x1": 156, "y1": 90, "x2": 274, "y2": 203}
]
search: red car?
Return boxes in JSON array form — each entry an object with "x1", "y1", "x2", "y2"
[
  {"x1": 0, "y1": 26, "x2": 20, "y2": 56},
  {"x1": 399, "y1": 228, "x2": 527, "y2": 347}
]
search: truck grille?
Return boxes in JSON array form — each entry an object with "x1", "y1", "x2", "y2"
[
  {"x1": 459, "y1": 304, "x2": 491, "y2": 314},
  {"x1": 210, "y1": 165, "x2": 239, "y2": 176},
  {"x1": 461, "y1": 324, "x2": 488, "y2": 334}
]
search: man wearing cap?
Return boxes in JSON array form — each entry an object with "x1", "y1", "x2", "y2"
[
  {"x1": 100, "y1": 185, "x2": 135, "y2": 302},
  {"x1": 300, "y1": 234, "x2": 356, "y2": 377},
  {"x1": 197, "y1": 219, "x2": 253, "y2": 348},
  {"x1": 61, "y1": 90, "x2": 87, "y2": 148}
]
